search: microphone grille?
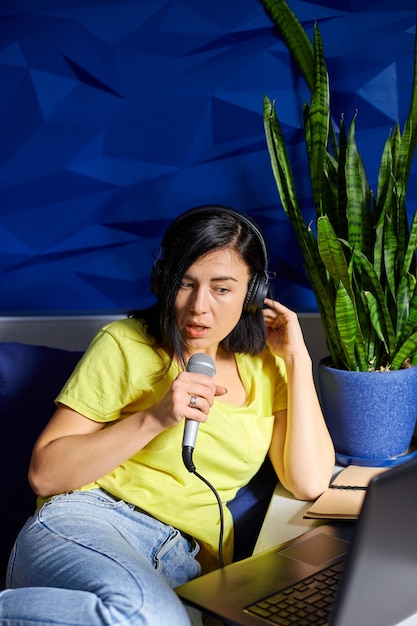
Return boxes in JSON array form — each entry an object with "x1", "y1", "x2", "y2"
[{"x1": 186, "y1": 353, "x2": 216, "y2": 377}]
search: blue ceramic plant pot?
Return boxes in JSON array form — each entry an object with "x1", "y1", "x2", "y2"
[{"x1": 318, "y1": 358, "x2": 417, "y2": 462}]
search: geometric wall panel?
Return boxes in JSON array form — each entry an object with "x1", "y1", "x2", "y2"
[{"x1": 0, "y1": 0, "x2": 416, "y2": 313}]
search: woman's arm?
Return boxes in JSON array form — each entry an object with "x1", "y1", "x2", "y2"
[
  {"x1": 263, "y1": 299, "x2": 335, "y2": 501},
  {"x1": 28, "y1": 370, "x2": 222, "y2": 497}
]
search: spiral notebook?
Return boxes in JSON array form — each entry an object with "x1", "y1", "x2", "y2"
[
  {"x1": 176, "y1": 456, "x2": 417, "y2": 626},
  {"x1": 304, "y1": 464, "x2": 389, "y2": 520}
]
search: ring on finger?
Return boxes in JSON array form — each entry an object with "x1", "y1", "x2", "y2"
[{"x1": 189, "y1": 394, "x2": 198, "y2": 409}]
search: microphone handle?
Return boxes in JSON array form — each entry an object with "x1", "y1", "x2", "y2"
[
  {"x1": 182, "y1": 353, "x2": 216, "y2": 472},
  {"x1": 182, "y1": 420, "x2": 199, "y2": 448}
]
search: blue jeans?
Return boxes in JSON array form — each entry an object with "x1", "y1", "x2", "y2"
[{"x1": 1, "y1": 489, "x2": 203, "y2": 625}]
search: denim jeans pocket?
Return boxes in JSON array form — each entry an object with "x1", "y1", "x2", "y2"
[{"x1": 153, "y1": 527, "x2": 201, "y2": 587}]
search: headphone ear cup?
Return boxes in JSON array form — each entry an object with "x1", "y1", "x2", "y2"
[
  {"x1": 243, "y1": 276, "x2": 256, "y2": 313},
  {"x1": 244, "y1": 274, "x2": 269, "y2": 313},
  {"x1": 150, "y1": 260, "x2": 162, "y2": 297}
]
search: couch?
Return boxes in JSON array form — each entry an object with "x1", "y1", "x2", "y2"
[
  {"x1": 0, "y1": 341, "x2": 84, "y2": 587},
  {"x1": 1, "y1": 314, "x2": 329, "y2": 589}
]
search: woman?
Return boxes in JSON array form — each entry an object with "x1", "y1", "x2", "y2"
[{"x1": 1, "y1": 205, "x2": 334, "y2": 626}]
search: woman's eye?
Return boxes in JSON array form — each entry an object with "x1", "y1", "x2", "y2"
[
  {"x1": 216, "y1": 287, "x2": 229, "y2": 294},
  {"x1": 180, "y1": 281, "x2": 193, "y2": 289}
]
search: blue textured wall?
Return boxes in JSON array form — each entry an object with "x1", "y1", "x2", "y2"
[{"x1": 0, "y1": 0, "x2": 416, "y2": 314}]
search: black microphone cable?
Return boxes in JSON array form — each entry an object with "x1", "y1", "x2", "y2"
[{"x1": 184, "y1": 457, "x2": 225, "y2": 569}]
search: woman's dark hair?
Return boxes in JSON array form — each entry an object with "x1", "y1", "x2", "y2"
[{"x1": 130, "y1": 206, "x2": 270, "y2": 366}]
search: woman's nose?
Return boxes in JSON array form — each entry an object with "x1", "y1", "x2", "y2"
[{"x1": 190, "y1": 287, "x2": 209, "y2": 313}]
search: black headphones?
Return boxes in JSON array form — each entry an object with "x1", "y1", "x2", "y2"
[{"x1": 150, "y1": 205, "x2": 270, "y2": 313}]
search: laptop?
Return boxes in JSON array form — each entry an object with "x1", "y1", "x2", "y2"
[{"x1": 176, "y1": 456, "x2": 417, "y2": 626}]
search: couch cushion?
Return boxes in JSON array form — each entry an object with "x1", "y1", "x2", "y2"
[
  {"x1": 227, "y1": 456, "x2": 277, "y2": 561},
  {"x1": 0, "y1": 342, "x2": 83, "y2": 582}
]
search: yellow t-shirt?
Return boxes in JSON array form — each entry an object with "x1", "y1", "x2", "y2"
[{"x1": 55, "y1": 318, "x2": 287, "y2": 566}]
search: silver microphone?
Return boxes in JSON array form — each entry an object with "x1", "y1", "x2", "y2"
[{"x1": 182, "y1": 353, "x2": 216, "y2": 471}]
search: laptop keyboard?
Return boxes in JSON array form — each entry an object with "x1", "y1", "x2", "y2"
[{"x1": 244, "y1": 561, "x2": 345, "y2": 625}]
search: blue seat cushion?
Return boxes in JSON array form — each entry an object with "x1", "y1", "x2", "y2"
[
  {"x1": 0, "y1": 342, "x2": 83, "y2": 581},
  {"x1": 227, "y1": 456, "x2": 277, "y2": 561}
]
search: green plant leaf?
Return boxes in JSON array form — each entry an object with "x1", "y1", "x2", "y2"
[
  {"x1": 374, "y1": 136, "x2": 394, "y2": 281},
  {"x1": 335, "y1": 282, "x2": 358, "y2": 369},
  {"x1": 376, "y1": 132, "x2": 394, "y2": 217},
  {"x1": 399, "y1": 280, "x2": 417, "y2": 342},
  {"x1": 383, "y1": 215, "x2": 398, "y2": 300},
  {"x1": 364, "y1": 291, "x2": 389, "y2": 355},
  {"x1": 391, "y1": 330, "x2": 417, "y2": 370},
  {"x1": 352, "y1": 248, "x2": 397, "y2": 358},
  {"x1": 260, "y1": 0, "x2": 314, "y2": 91},
  {"x1": 308, "y1": 24, "x2": 330, "y2": 214},
  {"x1": 402, "y1": 210, "x2": 417, "y2": 276},
  {"x1": 395, "y1": 125, "x2": 412, "y2": 272},
  {"x1": 263, "y1": 96, "x2": 312, "y2": 252},
  {"x1": 317, "y1": 216, "x2": 353, "y2": 296},
  {"x1": 396, "y1": 274, "x2": 410, "y2": 340},
  {"x1": 345, "y1": 114, "x2": 373, "y2": 256}
]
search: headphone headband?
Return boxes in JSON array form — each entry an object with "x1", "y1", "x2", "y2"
[{"x1": 151, "y1": 205, "x2": 270, "y2": 313}]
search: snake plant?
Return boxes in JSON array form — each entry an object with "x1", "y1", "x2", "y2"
[{"x1": 262, "y1": 0, "x2": 417, "y2": 371}]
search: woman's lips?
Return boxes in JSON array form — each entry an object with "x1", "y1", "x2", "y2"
[{"x1": 186, "y1": 324, "x2": 209, "y2": 338}]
